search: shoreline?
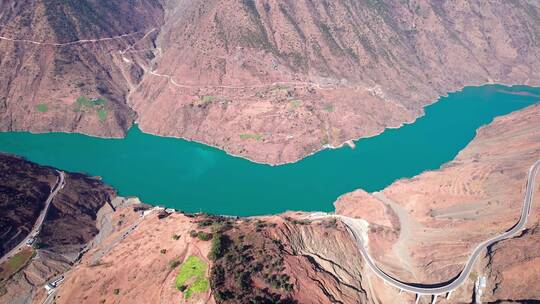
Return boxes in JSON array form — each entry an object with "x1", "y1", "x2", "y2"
[
  {"x1": 2, "y1": 82, "x2": 537, "y2": 167},
  {"x1": 0, "y1": 100, "x2": 538, "y2": 218}
]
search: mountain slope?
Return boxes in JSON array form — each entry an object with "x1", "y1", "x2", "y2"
[
  {"x1": 1, "y1": 0, "x2": 539, "y2": 164},
  {"x1": 130, "y1": 0, "x2": 540, "y2": 163},
  {"x1": 0, "y1": 0, "x2": 163, "y2": 137}
]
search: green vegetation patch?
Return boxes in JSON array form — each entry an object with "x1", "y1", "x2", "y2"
[
  {"x1": 0, "y1": 249, "x2": 35, "y2": 282},
  {"x1": 96, "y1": 109, "x2": 107, "y2": 121},
  {"x1": 209, "y1": 222, "x2": 295, "y2": 301},
  {"x1": 271, "y1": 84, "x2": 289, "y2": 94},
  {"x1": 324, "y1": 104, "x2": 334, "y2": 112},
  {"x1": 93, "y1": 98, "x2": 107, "y2": 106},
  {"x1": 200, "y1": 95, "x2": 216, "y2": 104},
  {"x1": 189, "y1": 230, "x2": 213, "y2": 241},
  {"x1": 239, "y1": 133, "x2": 263, "y2": 141},
  {"x1": 36, "y1": 103, "x2": 48, "y2": 113},
  {"x1": 76, "y1": 96, "x2": 93, "y2": 107},
  {"x1": 175, "y1": 256, "x2": 209, "y2": 299},
  {"x1": 289, "y1": 100, "x2": 301, "y2": 108},
  {"x1": 73, "y1": 96, "x2": 108, "y2": 122}
]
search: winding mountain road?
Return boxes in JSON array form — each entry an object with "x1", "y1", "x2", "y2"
[
  {"x1": 0, "y1": 31, "x2": 145, "y2": 46},
  {"x1": 0, "y1": 170, "x2": 65, "y2": 264},
  {"x1": 310, "y1": 159, "x2": 540, "y2": 296}
]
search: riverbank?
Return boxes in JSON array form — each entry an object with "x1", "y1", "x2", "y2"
[{"x1": 0, "y1": 84, "x2": 538, "y2": 216}]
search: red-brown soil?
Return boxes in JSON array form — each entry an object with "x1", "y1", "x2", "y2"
[
  {"x1": 336, "y1": 103, "x2": 540, "y2": 302},
  {"x1": 2, "y1": 1, "x2": 540, "y2": 163}
]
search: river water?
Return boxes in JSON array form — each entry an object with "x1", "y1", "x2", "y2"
[{"x1": 1, "y1": 84, "x2": 538, "y2": 215}]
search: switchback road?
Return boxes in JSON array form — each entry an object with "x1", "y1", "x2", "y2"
[{"x1": 310, "y1": 159, "x2": 540, "y2": 295}]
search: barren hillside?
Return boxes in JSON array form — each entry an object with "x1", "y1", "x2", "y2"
[
  {"x1": 1, "y1": 1, "x2": 539, "y2": 163},
  {"x1": 337, "y1": 103, "x2": 540, "y2": 302}
]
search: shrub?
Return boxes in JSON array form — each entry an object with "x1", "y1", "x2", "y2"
[
  {"x1": 160, "y1": 249, "x2": 167, "y2": 254},
  {"x1": 209, "y1": 233, "x2": 225, "y2": 261},
  {"x1": 172, "y1": 234, "x2": 180, "y2": 240},
  {"x1": 169, "y1": 260, "x2": 181, "y2": 269},
  {"x1": 113, "y1": 288, "x2": 120, "y2": 295},
  {"x1": 189, "y1": 230, "x2": 198, "y2": 238},
  {"x1": 36, "y1": 103, "x2": 48, "y2": 112},
  {"x1": 197, "y1": 231, "x2": 213, "y2": 241}
]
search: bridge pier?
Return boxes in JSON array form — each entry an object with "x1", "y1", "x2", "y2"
[
  {"x1": 431, "y1": 294, "x2": 438, "y2": 304},
  {"x1": 446, "y1": 290, "x2": 453, "y2": 299},
  {"x1": 414, "y1": 294, "x2": 420, "y2": 304}
]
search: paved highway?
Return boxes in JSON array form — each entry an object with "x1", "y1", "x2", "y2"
[
  {"x1": 0, "y1": 170, "x2": 65, "y2": 264},
  {"x1": 310, "y1": 159, "x2": 540, "y2": 295}
]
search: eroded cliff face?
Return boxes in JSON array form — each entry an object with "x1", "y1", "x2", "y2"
[
  {"x1": 482, "y1": 224, "x2": 540, "y2": 303},
  {"x1": 55, "y1": 211, "x2": 375, "y2": 304},
  {"x1": 1, "y1": 1, "x2": 540, "y2": 163}
]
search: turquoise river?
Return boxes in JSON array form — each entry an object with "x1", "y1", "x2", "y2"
[{"x1": 0, "y1": 84, "x2": 539, "y2": 215}]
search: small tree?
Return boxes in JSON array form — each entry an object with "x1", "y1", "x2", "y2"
[
  {"x1": 169, "y1": 260, "x2": 181, "y2": 269},
  {"x1": 197, "y1": 231, "x2": 213, "y2": 241},
  {"x1": 209, "y1": 233, "x2": 225, "y2": 261}
]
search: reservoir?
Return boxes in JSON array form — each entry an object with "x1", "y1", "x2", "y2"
[{"x1": 0, "y1": 84, "x2": 538, "y2": 216}]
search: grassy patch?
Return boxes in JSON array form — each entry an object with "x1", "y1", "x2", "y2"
[
  {"x1": 36, "y1": 103, "x2": 48, "y2": 112},
  {"x1": 239, "y1": 133, "x2": 263, "y2": 141},
  {"x1": 289, "y1": 100, "x2": 301, "y2": 108},
  {"x1": 323, "y1": 104, "x2": 334, "y2": 112},
  {"x1": 76, "y1": 96, "x2": 93, "y2": 107},
  {"x1": 271, "y1": 84, "x2": 289, "y2": 94},
  {"x1": 200, "y1": 95, "x2": 216, "y2": 104},
  {"x1": 93, "y1": 98, "x2": 107, "y2": 105},
  {"x1": 0, "y1": 249, "x2": 35, "y2": 282},
  {"x1": 175, "y1": 256, "x2": 209, "y2": 299},
  {"x1": 96, "y1": 109, "x2": 107, "y2": 121},
  {"x1": 74, "y1": 96, "x2": 108, "y2": 121}
]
